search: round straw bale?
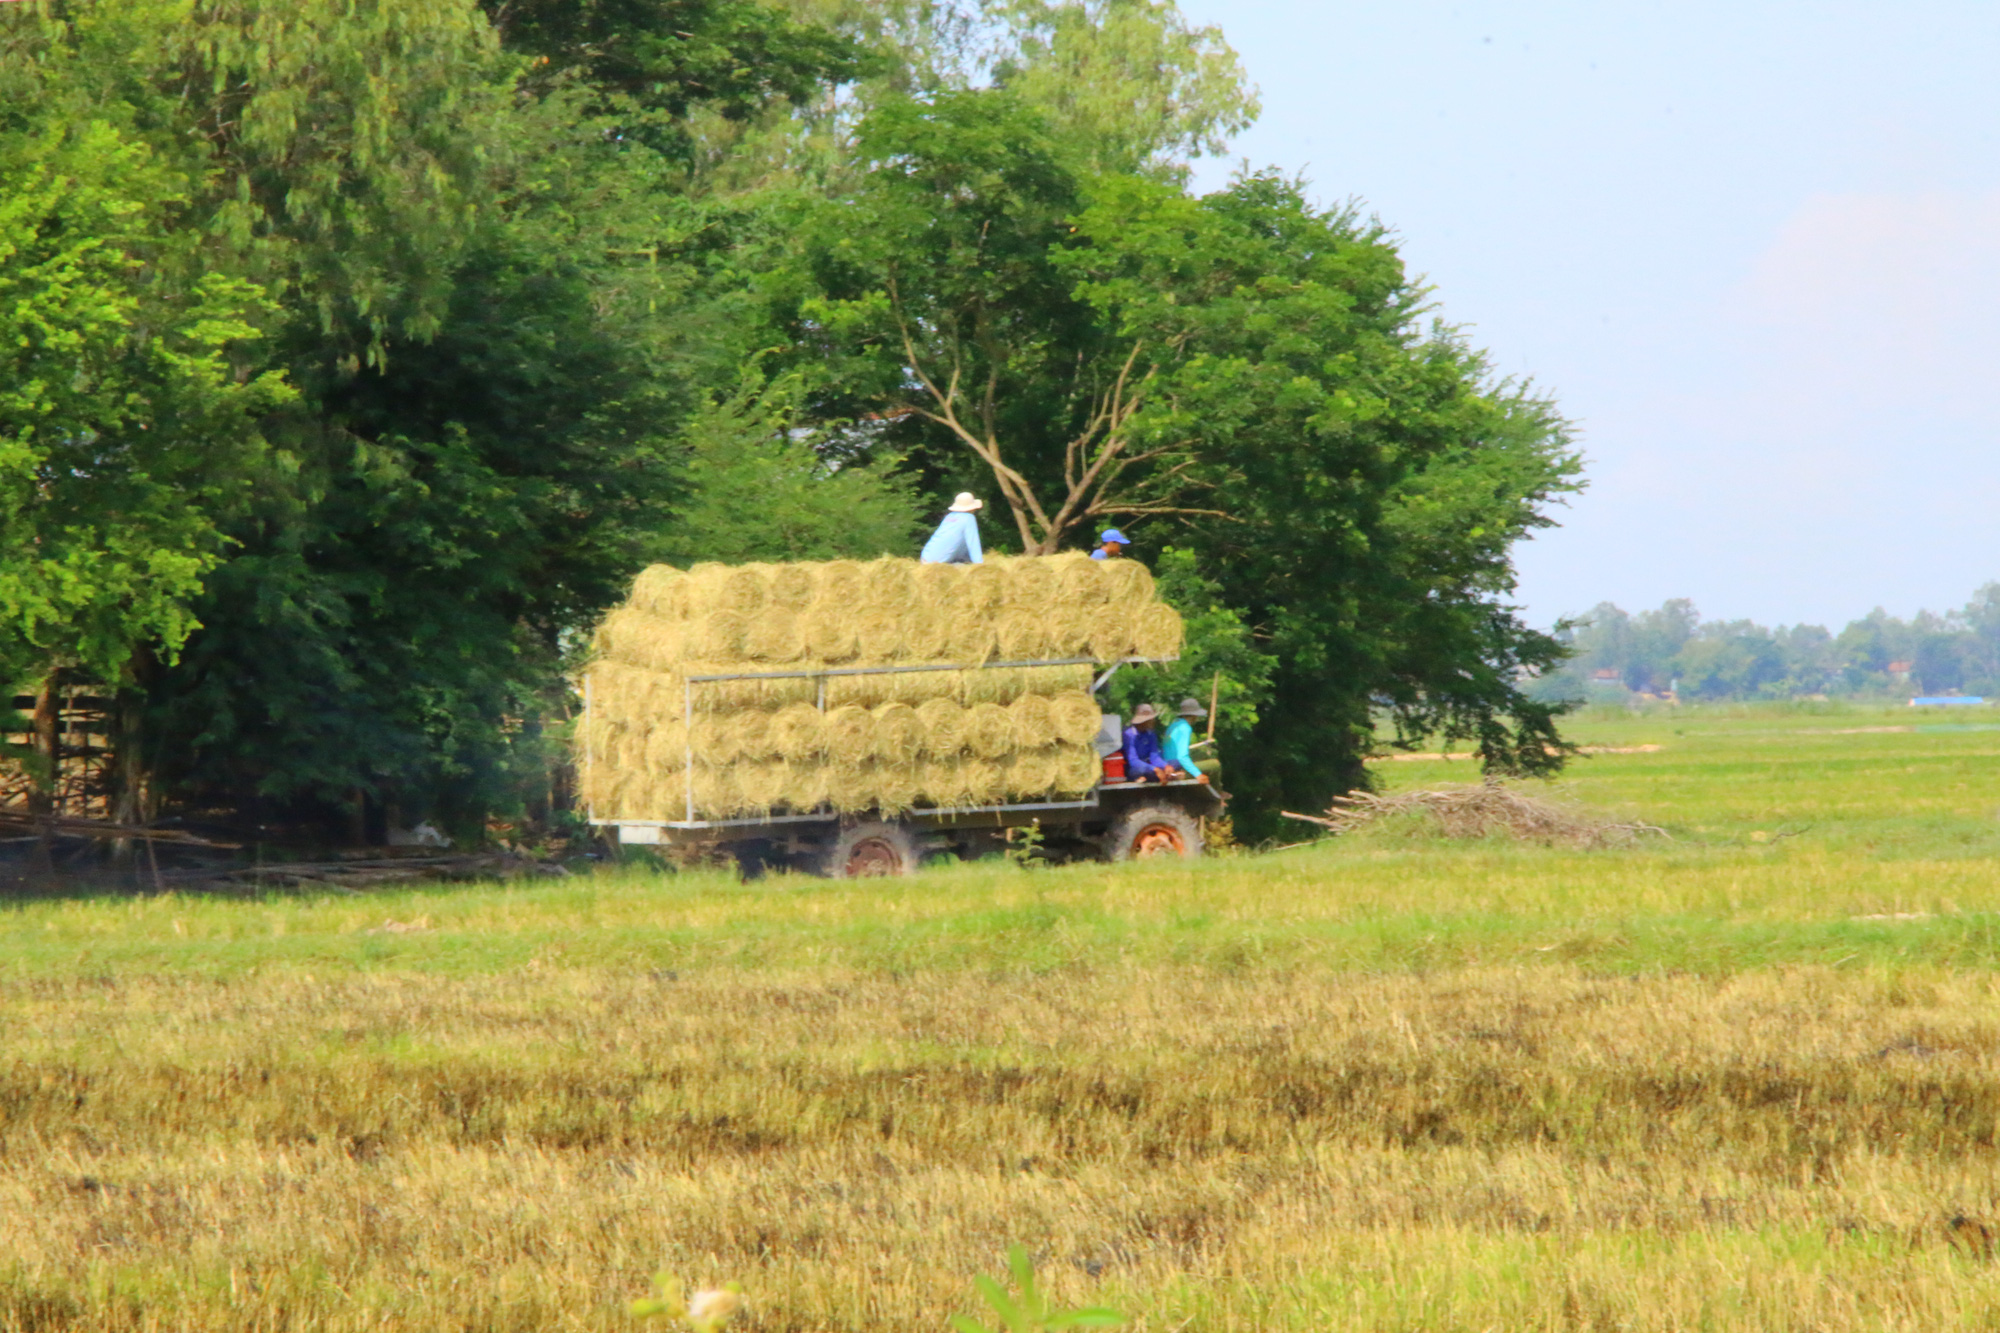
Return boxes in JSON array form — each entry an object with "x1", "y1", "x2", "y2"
[
  {"x1": 686, "y1": 609, "x2": 747, "y2": 660},
  {"x1": 1053, "y1": 742, "x2": 1102, "y2": 794},
  {"x1": 770, "y1": 702, "x2": 828, "y2": 761},
  {"x1": 1007, "y1": 694, "x2": 1056, "y2": 749},
  {"x1": 692, "y1": 713, "x2": 745, "y2": 766},
  {"x1": 903, "y1": 613, "x2": 952, "y2": 661},
  {"x1": 994, "y1": 609, "x2": 1055, "y2": 661},
  {"x1": 628, "y1": 564, "x2": 688, "y2": 618},
  {"x1": 913, "y1": 560, "x2": 964, "y2": 614},
  {"x1": 873, "y1": 763, "x2": 920, "y2": 817},
  {"x1": 813, "y1": 559, "x2": 865, "y2": 606},
  {"x1": 872, "y1": 702, "x2": 924, "y2": 762},
  {"x1": 963, "y1": 702, "x2": 1014, "y2": 760},
  {"x1": 691, "y1": 765, "x2": 741, "y2": 819},
  {"x1": 822, "y1": 705, "x2": 876, "y2": 769},
  {"x1": 742, "y1": 613, "x2": 808, "y2": 663},
  {"x1": 825, "y1": 764, "x2": 876, "y2": 813},
  {"x1": 734, "y1": 760, "x2": 789, "y2": 816},
  {"x1": 597, "y1": 607, "x2": 682, "y2": 669},
  {"x1": 1037, "y1": 600, "x2": 1095, "y2": 660},
  {"x1": 803, "y1": 607, "x2": 859, "y2": 662},
  {"x1": 1005, "y1": 747, "x2": 1061, "y2": 800},
  {"x1": 685, "y1": 562, "x2": 767, "y2": 617},
  {"x1": 1131, "y1": 602, "x2": 1184, "y2": 659},
  {"x1": 959, "y1": 560, "x2": 1007, "y2": 615},
  {"x1": 957, "y1": 756, "x2": 1007, "y2": 805},
  {"x1": 856, "y1": 615, "x2": 909, "y2": 663},
  {"x1": 999, "y1": 555, "x2": 1057, "y2": 613},
  {"x1": 781, "y1": 761, "x2": 829, "y2": 814},
  {"x1": 735, "y1": 709, "x2": 776, "y2": 761},
  {"x1": 942, "y1": 613, "x2": 998, "y2": 664},
  {"x1": 642, "y1": 722, "x2": 692, "y2": 772},
  {"x1": 885, "y1": 669, "x2": 963, "y2": 708},
  {"x1": 1087, "y1": 606, "x2": 1137, "y2": 663},
  {"x1": 1052, "y1": 552, "x2": 1111, "y2": 607},
  {"x1": 1049, "y1": 692, "x2": 1105, "y2": 748},
  {"x1": 861, "y1": 557, "x2": 918, "y2": 616},
  {"x1": 768, "y1": 563, "x2": 817, "y2": 613},
  {"x1": 915, "y1": 757, "x2": 967, "y2": 808},
  {"x1": 1095, "y1": 557, "x2": 1155, "y2": 606},
  {"x1": 915, "y1": 698, "x2": 966, "y2": 756}
]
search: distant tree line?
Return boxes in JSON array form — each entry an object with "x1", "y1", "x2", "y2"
[
  {"x1": 1531, "y1": 588, "x2": 2000, "y2": 703},
  {"x1": 1, "y1": 0, "x2": 1580, "y2": 844}
]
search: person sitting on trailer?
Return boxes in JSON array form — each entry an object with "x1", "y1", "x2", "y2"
[
  {"x1": 919, "y1": 493, "x2": 985, "y2": 564},
  {"x1": 1162, "y1": 697, "x2": 1211, "y2": 781},
  {"x1": 1089, "y1": 527, "x2": 1129, "y2": 560},
  {"x1": 1122, "y1": 703, "x2": 1182, "y2": 783}
]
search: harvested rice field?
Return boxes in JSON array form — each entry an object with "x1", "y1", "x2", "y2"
[{"x1": 11, "y1": 702, "x2": 2000, "y2": 1330}]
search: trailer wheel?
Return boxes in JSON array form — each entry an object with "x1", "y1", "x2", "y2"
[
  {"x1": 824, "y1": 821, "x2": 922, "y2": 878},
  {"x1": 1104, "y1": 802, "x2": 1203, "y2": 861}
]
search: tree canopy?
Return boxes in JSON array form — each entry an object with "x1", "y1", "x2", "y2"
[{"x1": 1, "y1": 0, "x2": 1583, "y2": 842}]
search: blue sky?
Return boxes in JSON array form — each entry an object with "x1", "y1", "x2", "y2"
[{"x1": 1179, "y1": 0, "x2": 2000, "y2": 629}]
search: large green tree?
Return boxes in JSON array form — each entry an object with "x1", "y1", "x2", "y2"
[{"x1": 785, "y1": 91, "x2": 1581, "y2": 833}]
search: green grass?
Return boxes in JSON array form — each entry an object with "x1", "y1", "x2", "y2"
[
  {"x1": 10, "y1": 699, "x2": 2000, "y2": 1331},
  {"x1": 9, "y1": 700, "x2": 2000, "y2": 980}
]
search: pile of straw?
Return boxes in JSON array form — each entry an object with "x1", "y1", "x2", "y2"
[
  {"x1": 1282, "y1": 780, "x2": 1671, "y2": 849},
  {"x1": 579, "y1": 555, "x2": 1178, "y2": 820}
]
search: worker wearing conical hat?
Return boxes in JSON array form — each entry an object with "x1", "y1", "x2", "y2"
[
  {"x1": 1163, "y1": 696, "x2": 1211, "y2": 781},
  {"x1": 919, "y1": 493, "x2": 985, "y2": 564},
  {"x1": 1122, "y1": 703, "x2": 1177, "y2": 783}
]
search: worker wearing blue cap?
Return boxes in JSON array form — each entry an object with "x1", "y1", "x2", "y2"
[{"x1": 1089, "y1": 528, "x2": 1129, "y2": 560}]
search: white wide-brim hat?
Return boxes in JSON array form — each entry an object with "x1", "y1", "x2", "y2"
[{"x1": 948, "y1": 492, "x2": 983, "y2": 512}]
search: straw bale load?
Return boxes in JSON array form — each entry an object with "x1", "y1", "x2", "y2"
[{"x1": 578, "y1": 553, "x2": 1181, "y2": 820}]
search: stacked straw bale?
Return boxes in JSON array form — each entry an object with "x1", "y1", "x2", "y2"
[{"x1": 578, "y1": 554, "x2": 1180, "y2": 820}]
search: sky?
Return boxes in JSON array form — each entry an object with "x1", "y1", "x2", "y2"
[{"x1": 1177, "y1": 0, "x2": 2000, "y2": 631}]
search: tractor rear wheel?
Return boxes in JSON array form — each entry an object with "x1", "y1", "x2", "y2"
[
  {"x1": 822, "y1": 820, "x2": 922, "y2": 878},
  {"x1": 1104, "y1": 802, "x2": 1203, "y2": 861}
]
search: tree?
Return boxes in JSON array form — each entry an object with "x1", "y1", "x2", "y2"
[
  {"x1": 985, "y1": 0, "x2": 1257, "y2": 175},
  {"x1": 789, "y1": 97, "x2": 1582, "y2": 832},
  {"x1": 648, "y1": 375, "x2": 925, "y2": 566}
]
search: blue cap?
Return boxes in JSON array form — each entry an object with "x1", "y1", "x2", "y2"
[{"x1": 1099, "y1": 528, "x2": 1129, "y2": 545}]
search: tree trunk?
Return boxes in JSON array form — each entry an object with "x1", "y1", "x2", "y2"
[{"x1": 28, "y1": 670, "x2": 59, "y2": 874}]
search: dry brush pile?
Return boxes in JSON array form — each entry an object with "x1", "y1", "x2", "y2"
[
  {"x1": 1290, "y1": 780, "x2": 1671, "y2": 849},
  {"x1": 578, "y1": 555, "x2": 1182, "y2": 820}
]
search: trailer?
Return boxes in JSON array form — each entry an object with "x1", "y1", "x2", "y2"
[{"x1": 589, "y1": 654, "x2": 1223, "y2": 877}]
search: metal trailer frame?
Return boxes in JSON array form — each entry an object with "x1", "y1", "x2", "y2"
[{"x1": 586, "y1": 652, "x2": 1224, "y2": 867}]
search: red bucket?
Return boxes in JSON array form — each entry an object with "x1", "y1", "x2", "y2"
[{"x1": 1101, "y1": 752, "x2": 1126, "y2": 782}]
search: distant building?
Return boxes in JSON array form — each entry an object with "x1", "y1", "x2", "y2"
[{"x1": 1887, "y1": 660, "x2": 1914, "y2": 682}]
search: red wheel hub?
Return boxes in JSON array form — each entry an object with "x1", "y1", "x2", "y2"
[
  {"x1": 1130, "y1": 822, "x2": 1186, "y2": 857},
  {"x1": 844, "y1": 836, "x2": 904, "y2": 877}
]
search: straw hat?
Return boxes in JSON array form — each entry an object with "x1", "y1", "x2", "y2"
[
  {"x1": 1176, "y1": 697, "x2": 1208, "y2": 719},
  {"x1": 949, "y1": 492, "x2": 983, "y2": 513},
  {"x1": 1129, "y1": 703, "x2": 1158, "y2": 725}
]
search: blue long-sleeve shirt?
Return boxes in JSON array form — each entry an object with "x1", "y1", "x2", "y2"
[
  {"x1": 1163, "y1": 717, "x2": 1197, "y2": 773},
  {"x1": 1123, "y1": 723, "x2": 1166, "y2": 779},
  {"x1": 919, "y1": 511, "x2": 984, "y2": 564}
]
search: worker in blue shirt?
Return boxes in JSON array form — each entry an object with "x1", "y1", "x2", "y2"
[
  {"x1": 1162, "y1": 697, "x2": 1211, "y2": 780},
  {"x1": 1089, "y1": 528, "x2": 1129, "y2": 560},
  {"x1": 1122, "y1": 703, "x2": 1182, "y2": 783},
  {"x1": 919, "y1": 492, "x2": 984, "y2": 564}
]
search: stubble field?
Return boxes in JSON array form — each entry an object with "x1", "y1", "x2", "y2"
[{"x1": 8, "y1": 703, "x2": 2000, "y2": 1330}]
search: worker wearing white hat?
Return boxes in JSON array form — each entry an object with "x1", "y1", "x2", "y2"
[{"x1": 919, "y1": 492, "x2": 986, "y2": 564}]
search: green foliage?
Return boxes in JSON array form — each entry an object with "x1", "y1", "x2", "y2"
[
  {"x1": 1102, "y1": 547, "x2": 1272, "y2": 740},
  {"x1": 648, "y1": 375, "x2": 925, "y2": 566},
  {"x1": 951, "y1": 1245, "x2": 1122, "y2": 1333},
  {"x1": 0, "y1": 115, "x2": 291, "y2": 687},
  {"x1": 988, "y1": 0, "x2": 1258, "y2": 175}
]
